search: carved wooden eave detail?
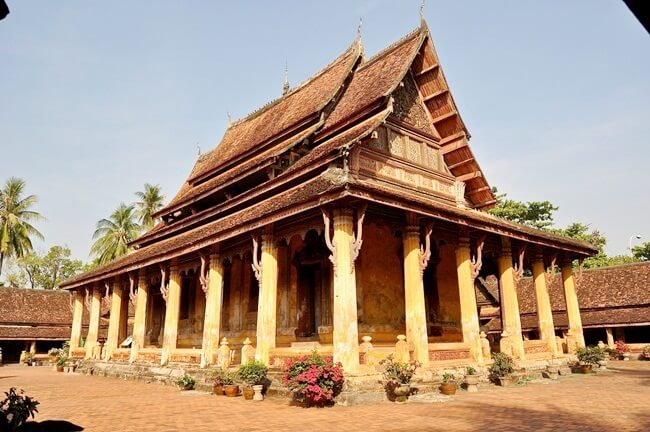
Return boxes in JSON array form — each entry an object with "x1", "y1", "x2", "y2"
[
  {"x1": 84, "y1": 288, "x2": 91, "y2": 312},
  {"x1": 68, "y1": 292, "x2": 75, "y2": 313},
  {"x1": 418, "y1": 222, "x2": 433, "y2": 277},
  {"x1": 102, "y1": 281, "x2": 111, "y2": 310},
  {"x1": 199, "y1": 253, "x2": 209, "y2": 297},
  {"x1": 513, "y1": 246, "x2": 526, "y2": 282},
  {"x1": 545, "y1": 254, "x2": 558, "y2": 284},
  {"x1": 321, "y1": 208, "x2": 337, "y2": 276},
  {"x1": 471, "y1": 234, "x2": 486, "y2": 280},
  {"x1": 128, "y1": 273, "x2": 137, "y2": 305},
  {"x1": 159, "y1": 265, "x2": 169, "y2": 302},
  {"x1": 251, "y1": 236, "x2": 262, "y2": 284},
  {"x1": 350, "y1": 204, "x2": 367, "y2": 273}
]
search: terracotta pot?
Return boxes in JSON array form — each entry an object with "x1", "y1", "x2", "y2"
[
  {"x1": 579, "y1": 364, "x2": 593, "y2": 374},
  {"x1": 224, "y1": 384, "x2": 240, "y2": 397},
  {"x1": 253, "y1": 384, "x2": 264, "y2": 401},
  {"x1": 213, "y1": 384, "x2": 224, "y2": 395},
  {"x1": 439, "y1": 382, "x2": 457, "y2": 395},
  {"x1": 242, "y1": 386, "x2": 255, "y2": 400},
  {"x1": 392, "y1": 384, "x2": 410, "y2": 403},
  {"x1": 56, "y1": 365, "x2": 64, "y2": 373},
  {"x1": 497, "y1": 376, "x2": 512, "y2": 386}
]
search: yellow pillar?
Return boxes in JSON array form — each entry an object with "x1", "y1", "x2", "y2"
[
  {"x1": 255, "y1": 227, "x2": 279, "y2": 365},
  {"x1": 531, "y1": 256, "x2": 558, "y2": 356},
  {"x1": 69, "y1": 290, "x2": 84, "y2": 351},
  {"x1": 606, "y1": 327, "x2": 614, "y2": 348},
  {"x1": 497, "y1": 238, "x2": 525, "y2": 359},
  {"x1": 402, "y1": 213, "x2": 429, "y2": 366},
  {"x1": 104, "y1": 282, "x2": 124, "y2": 360},
  {"x1": 331, "y1": 208, "x2": 360, "y2": 373},
  {"x1": 456, "y1": 233, "x2": 484, "y2": 363},
  {"x1": 561, "y1": 261, "x2": 585, "y2": 348},
  {"x1": 201, "y1": 252, "x2": 224, "y2": 367},
  {"x1": 161, "y1": 263, "x2": 181, "y2": 365},
  {"x1": 130, "y1": 271, "x2": 149, "y2": 363},
  {"x1": 85, "y1": 286, "x2": 102, "y2": 359}
]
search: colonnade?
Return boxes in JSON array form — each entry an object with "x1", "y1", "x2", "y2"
[{"x1": 68, "y1": 207, "x2": 586, "y2": 371}]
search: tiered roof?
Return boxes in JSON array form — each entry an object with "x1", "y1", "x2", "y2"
[{"x1": 61, "y1": 20, "x2": 596, "y2": 290}]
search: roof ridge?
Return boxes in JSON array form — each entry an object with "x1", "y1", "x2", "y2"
[
  {"x1": 228, "y1": 38, "x2": 362, "y2": 129},
  {"x1": 357, "y1": 25, "x2": 422, "y2": 71}
]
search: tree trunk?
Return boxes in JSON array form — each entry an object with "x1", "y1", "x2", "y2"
[{"x1": 0, "y1": 252, "x2": 4, "y2": 277}]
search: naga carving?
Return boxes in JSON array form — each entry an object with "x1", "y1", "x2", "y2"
[
  {"x1": 102, "y1": 281, "x2": 111, "y2": 310},
  {"x1": 199, "y1": 253, "x2": 210, "y2": 296},
  {"x1": 251, "y1": 236, "x2": 262, "y2": 284},
  {"x1": 418, "y1": 222, "x2": 433, "y2": 277},
  {"x1": 84, "y1": 288, "x2": 91, "y2": 312},
  {"x1": 545, "y1": 254, "x2": 558, "y2": 284},
  {"x1": 471, "y1": 235, "x2": 486, "y2": 280},
  {"x1": 350, "y1": 204, "x2": 367, "y2": 273},
  {"x1": 322, "y1": 208, "x2": 337, "y2": 276},
  {"x1": 159, "y1": 265, "x2": 169, "y2": 302},
  {"x1": 575, "y1": 258, "x2": 584, "y2": 283},
  {"x1": 513, "y1": 246, "x2": 527, "y2": 282},
  {"x1": 128, "y1": 273, "x2": 137, "y2": 304}
]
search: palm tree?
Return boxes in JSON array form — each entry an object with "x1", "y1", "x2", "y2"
[
  {"x1": 134, "y1": 183, "x2": 164, "y2": 231},
  {"x1": 90, "y1": 203, "x2": 141, "y2": 265},
  {"x1": 0, "y1": 178, "x2": 44, "y2": 276}
]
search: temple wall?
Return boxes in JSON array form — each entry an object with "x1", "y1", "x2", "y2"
[
  {"x1": 434, "y1": 243, "x2": 462, "y2": 342},
  {"x1": 356, "y1": 220, "x2": 406, "y2": 342}
]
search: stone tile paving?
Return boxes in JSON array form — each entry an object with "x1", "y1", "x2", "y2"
[{"x1": 1, "y1": 362, "x2": 649, "y2": 431}]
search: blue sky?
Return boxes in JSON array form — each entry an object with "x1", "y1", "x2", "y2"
[{"x1": 0, "y1": 0, "x2": 648, "y2": 262}]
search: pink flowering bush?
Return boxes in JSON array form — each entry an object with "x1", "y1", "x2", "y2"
[{"x1": 284, "y1": 351, "x2": 344, "y2": 407}]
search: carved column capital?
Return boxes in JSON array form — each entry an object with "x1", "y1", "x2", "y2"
[{"x1": 500, "y1": 237, "x2": 512, "y2": 259}]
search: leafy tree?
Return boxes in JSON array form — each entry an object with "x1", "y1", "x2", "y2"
[
  {"x1": 632, "y1": 242, "x2": 650, "y2": 261},
  {"x1": 0, "y1": 178, "x2": 44, "y2": 276},
  {"x1": 134, "y1": 183, "x2": 164, "y2": 231},
  {"x1": 488, "y1": 187, "x2": 558, "y2": 229},
  {"x1": 90, "y1": 203, "x2": 141, "y2": 265},
  {"x1": 6, "y1": 246, "x2": 84, "y2": 289}
]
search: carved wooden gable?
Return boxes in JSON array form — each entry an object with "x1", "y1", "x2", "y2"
[{"x1": 392, "y1": 73, "x2": 436, "y2": 136}]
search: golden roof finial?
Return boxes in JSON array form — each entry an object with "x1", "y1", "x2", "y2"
[
  {"x1": 420, "y1": 0, "x2": 426, "y2": 22},
  {"x1": 357, "y1": 17, "x2": 363, "y2": 40},
  {"x1": 226, "y1": 111, "x2": 232, "y2": 126},
  {"x1": 283, "y1": 61, "x2": 290, "y2": 95}
]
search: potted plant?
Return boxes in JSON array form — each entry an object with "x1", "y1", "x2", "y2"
[
  {"x1": 488, "y1": 352, "x2": 514, "y2": 386},
  {"x1": 211, "y1": 368, "x2": 226, "y2": 395},
  {"x1": 55, "y1": 357, "x2": 66, "y2": 373},
  {"x1": 439, "y1": 373, "x2": 457, "y2": 395},
  {"x1": 464, "y1": 366, "x2": 479, "y2": 392},
  {"x1": 284, "y1": 350, "x2": 345, "y2": 407},
  {"x1": 47, "y1": 348, "x2": 60, "y2": 365},
  {"x1": 23, "y1": 352, "x2": 35, "y2": 367},
  {"x1": 576, "y1": 346, "x2": 605, "y2": 373},
  {"x1": 615, "y1": 340, "x2": 630, "y2": 361},
  {"x1": 642, "y1": 345, "x2": 650, "y2": 361},
  {"x1": 176, "y1": 374, "x2": 196, "y2": 391},
  {"x1": 238, "y1": 360, "x2": 269, "y2": 401},
  {"x1": 378, "y1": 354, "x2": 420, "y2": 403},
  {"x1": 222, "y1": 372, "x2": 239, "y2": 397}
]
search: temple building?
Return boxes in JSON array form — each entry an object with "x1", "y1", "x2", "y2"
[{"x1": 61, "y1": 20, "x2": 597, "y2": 374}]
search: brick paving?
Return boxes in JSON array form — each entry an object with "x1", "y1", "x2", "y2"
[{"x1": 1, "y1": 362, "x2": 649, "y2": 432}]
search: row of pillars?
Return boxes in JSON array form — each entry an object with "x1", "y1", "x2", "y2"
[{"x1": 69, "y1": 208, "x2": 586, "y2": 372}]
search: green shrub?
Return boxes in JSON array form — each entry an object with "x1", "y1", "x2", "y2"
[
  {"x1": 237, "y1": 360, "x2": 269, "y2": 386},
  {"x1": 379, "y1": 354, "x2": 420, "y2": 385},
  {"x1": 442, "y1": 372, "x2": 456, "y2": 383},
  {"x1": 465, "y1": 366, "x2": 477, "y2": 376},
  {"x1": 176, "y1": 374, "x2": 196, "y2": 390},
  {"x1": 0, "y1": 387, "x2": 39, "y2": 431},
  {"x1": 576, "y1": 346, "x2": 606, "y2": 366},
  {"x1": 488, "y1": 353, "x2": 514, "y2": 378}
]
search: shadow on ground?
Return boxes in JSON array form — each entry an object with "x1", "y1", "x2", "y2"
[{"x1": 16, "y1": 420, "x2": 83, "y2": 432}]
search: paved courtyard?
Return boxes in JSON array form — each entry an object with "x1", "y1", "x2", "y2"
[{"x1": 1, "y1": 362, "x2": 649, "y2": 432}]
